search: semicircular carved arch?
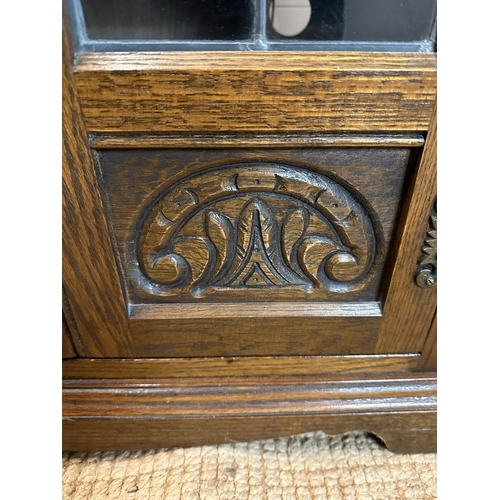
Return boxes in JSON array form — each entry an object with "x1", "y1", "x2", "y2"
[{"x1": 134, "y1": 163, "x2": 378, "y2": 297}]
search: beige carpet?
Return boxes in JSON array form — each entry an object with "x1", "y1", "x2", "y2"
[{"x1": 62, "y1": 431, "x2": 436, "y2": 499}]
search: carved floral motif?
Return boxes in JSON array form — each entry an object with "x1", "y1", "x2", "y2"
[{"x1": 134, "y1": 163, "x2": 377, "y2": 297}]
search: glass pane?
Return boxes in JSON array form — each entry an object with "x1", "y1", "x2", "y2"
[
  {"x1": 267, "y1": 0, "x2": 436, "y2": 42},
  {"x1": 70, "y1": 0, "x2": 436, "y2": 51},
  {"x1": 80, "y1": 0, "x2": 254, "y2": 40}
]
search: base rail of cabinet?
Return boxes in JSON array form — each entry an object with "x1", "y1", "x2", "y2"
[{"x1": 62, "y1": 372, "x2": 436, "y2": 454}]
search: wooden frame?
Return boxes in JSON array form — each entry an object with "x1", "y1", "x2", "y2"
[
  {"x1": 377, "y1": 109, "x2": 437, "y2": 353},
  {"x1": 75, "y1": 52, "x2": 436, "y2": 133},
  {"x1": 63, "y1": 12, "x2": 437, "y2": 452}
]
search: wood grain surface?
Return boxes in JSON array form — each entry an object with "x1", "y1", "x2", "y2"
[
  {"x1": 75, "y1": 51, "x2": 436, "y2": 133},
  {"x1": 99, "y1": 147, "x2": 410, "y2": 305},
  {"x1": 63, "y1": 14, "x2": 133, "y2": 357},
  {"x1": 62, "y1": 411, "x2": 437, "y2": 454},
  {"x1": 63, "y1": 8, "x2": 437, "y2": 455},
  {"x1": 129, "y1": 316, "x2": 381, "y2": 357},
  {"x1": 376, "y1": 109, "x2": 437, "y2": 353},
  {"x1": 62, "y1": 354, "x2": 420, "y2": 379},
  {"x1": 63, "y1": 374, "x2": 436, "y2": 417},
  {"x1": 90, "y1": 132, "x2": 425, "y2": 149},
  {"x1": 62, "y1": 315, "x2": 76, "y2": 359},
  {"x1": 123, "y1": 157, "x2": 382, "y2": 302},
  {"x1": 92, "y1": 145, "x2": 414, "y2": 357},
  {"x1": 62, "y1": 286, "x2": 86, "y2": 357},
  {"x1": 418, "y1": 310, "x2": 437, "y2": 371},
  {"x1": 130, "y1": 302, "x2": 381, "y2": 319},
  {"x1": 62, "y1": 374, "x2": 436, "y2": 453}
]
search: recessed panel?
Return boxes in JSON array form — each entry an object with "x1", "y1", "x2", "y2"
[{"x1": 96, "y1": 148, "x2": 412, "y2": 308}]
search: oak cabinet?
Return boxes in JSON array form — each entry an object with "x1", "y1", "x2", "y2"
[{"x1": 63, "y1": 0, "x2": 437, "y2": 453}]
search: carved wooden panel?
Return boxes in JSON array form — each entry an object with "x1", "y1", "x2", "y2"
[
  {"x1": 96, "y1": 147, "x2": 413, "y2": 307},
  {"x1": 136, "y1": 164, "x2": 376, "y2": 298}
]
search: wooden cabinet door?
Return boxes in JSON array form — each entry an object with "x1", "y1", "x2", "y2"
[{"x1": 63, "y1": 26, "x2": 436, "y2": 359}]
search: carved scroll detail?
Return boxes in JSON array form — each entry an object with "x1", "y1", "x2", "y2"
[
  {"x1": 415, "y1": 199, "x2": 437, "y2": 288},
  {"x1": 134, "y1": 163, "x2": 377, "y2": 297}
]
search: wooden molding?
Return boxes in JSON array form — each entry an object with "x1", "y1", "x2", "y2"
[
  {"x1": 89, "y1": 132, "x2": 426, "y2": 149},
  {"x1": 63, "y1": 354, "x2": 420, "y2": 379},
  {"x1": 63, "y1": 373, "x2": 436, "y2": 453},
  {"x1": 129, "y1": 302, "x2": 381, "y2": 319}
]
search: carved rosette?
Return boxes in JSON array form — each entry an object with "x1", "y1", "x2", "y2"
[
  {"x1": 133, "y1": 163, "x2": 377, "y2": 297},
  {"x1": 415, "y1": 199, "x2": 437, "y2": 288}
]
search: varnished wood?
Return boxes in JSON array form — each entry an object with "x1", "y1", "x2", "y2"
[
  {"x1": 90, "y1": 132, "x2": 425, "y2": 149},
  {"x1": 418, "y1": 311, "x2": 437, "y2": 371},
  {"x1": 63, "y1": 412, "x2": 436, "y2": 454},
  {"x1": 75, "y1": 51, "x2": 436, "y2": 133},
  {"x1": 62, "y1": 354, "x2": 420, "y2": 379},
  {"x1": 63, "y1": 6, "x2": 437, "y2": 454},
  {"x1": 376, "y1": 108, "x2": 437, "y2": 353},
  {"x1": 130, "y1": 302, "x2": 381, "y2": 319},
  {"x1": 134, "y1": 161, "x2": 378, "y2": 299},
  {"x1": 100, "y1": 147, "x2": 409, "y2": 305},
  {"x1": 62, "y1": 374, "x2": 436, "y2": 453},
  {"x1": 62, "y1": 286, "x2": 86, "y2": 357},
  {"x1": 62, "y1": 286, "x2": 87, "y2": 357},
  {"x1": 92, "y1": 145, "x2": 416, "y2": 357},
  {"x1": 62, "y1": 316, "x2": 76, "y2": 359},
  {"x1": 63, "y1": 374, "x2": 435, "y2": 416},
  {"x1": 129, "y1": 317, "x2": 381, "y2": 357},
  {"x1": 63, "y1": 14, "x2": 133, "y2": 357}
]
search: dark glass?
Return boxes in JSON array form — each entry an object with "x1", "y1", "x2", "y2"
[
  {"x1": 268, "y1": 0, "x2": 345, "y2": 40},
  {"x1": 71, "y1": 0, "x2": 436, "y2": 51},
  {"x1": 267, "y1": 0, "x2": 436, "y2": 42},
  {"x1": 80, "y1": 0, "x2": 254, "y2": 40}
]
